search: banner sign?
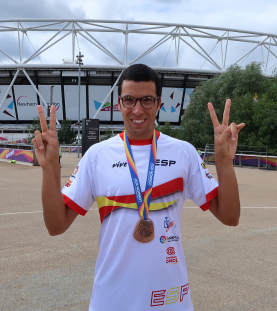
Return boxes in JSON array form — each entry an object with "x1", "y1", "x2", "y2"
[
  {"x1": 64, "y1": 85, "x2": 86, "y2": 121},
  {"x1": 0, "y1": 86, "x2": 17, "y2": 120},
  {"x1": 89, "y1": 85, "x2": 112, "y2": 121},
  {"x1": 0, "y1": 148, "x2": 33, "y2": 162},
  {"x1": 159, "y1": 88, "x2": 194, "y2": 122},
  {"x1": 38, "y1": 85, "x2": 63, "y2": 120}
]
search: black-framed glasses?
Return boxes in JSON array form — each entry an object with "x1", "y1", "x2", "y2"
[{"x1": 118, "y1": 95, "x2": 160, "y2": 109}]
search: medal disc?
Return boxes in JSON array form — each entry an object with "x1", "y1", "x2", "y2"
[{"x1": 133, "y1": 218, "x2": 154, "y2": 243}]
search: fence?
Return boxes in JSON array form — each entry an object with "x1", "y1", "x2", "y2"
[
  {"x1": 0, "y1": 143, "x2": 83, "y2": 164},
  {"x1": 203, "y1": 144, "x2": 277, "y2": 170},
  {"x1": 60, "y1": 145, "x2": 82, "y2": 154}
]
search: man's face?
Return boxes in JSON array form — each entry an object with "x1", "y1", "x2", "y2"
[{"x1": 118, "y1": 80, "x2": 161, "y2": 140}]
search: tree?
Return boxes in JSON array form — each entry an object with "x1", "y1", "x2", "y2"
[
  {"x1": 26, "y1": 116, "x2": 43, "y2": 144},
  {"x1": 178, "y1": 62, "x2": 277, "y2": 152},
  {"x1": 155, "y1": 121, "x2": 178, "y2": 138},
  {"x1": 57, "y1": 119, "x2": 76, "y2": 145},
  {"x1": 100, "y1": 127, "x2": 116, "y2": 141},
  {"x1": 253, "y1": 94, "x2": 277, "y2": 152}
]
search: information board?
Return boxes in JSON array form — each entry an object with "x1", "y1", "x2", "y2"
[{"x1": 82, "y1": 119, "x2": 99, "y2": 156}]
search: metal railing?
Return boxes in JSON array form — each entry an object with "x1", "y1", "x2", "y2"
[{"x1": 204, "y1": 144, "x2": 277, "y2": 170}]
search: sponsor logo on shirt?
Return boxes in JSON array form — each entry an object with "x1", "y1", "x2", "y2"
[
  {"x1": 155, "y1": 159, "x2": 176, "y2": 166},
  {"x1": 160, "y1": 235, "x2": 179, "y2": 244},
  {"x1": 206, "y1": 172, "x2": 213, "y2": 179},
  {"x1": 167, "y1": 235, "x2": 179, "y2": 242},
  {"x1": 164, "y1": 216, "x2": 176, "y2": 232},
  {"x1": 166, "y1": 255, "x2": 179, "y2": 264},
  {"x1": 150, "y1": 284, "x2": 189, "y2": 306},
  {"x1": 166, "y1": 247, "x2": 179, "y2": 264},
  {"x1": 167, "y1": 247, "x2": 175, "y2": 255},
  {"x1": 112, "y1": 161, "x2": 127, "y2": 168},
  {"x1": 201, "y1": 161, "x2": 214, "y2": 180},
  {"x1": 160, "y1": 236, "x2": 166, "y2": 244},
  {"x1": 65, "y1": 165, "x2": 79, "y2": 187}
]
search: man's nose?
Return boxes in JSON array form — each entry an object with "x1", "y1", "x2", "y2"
[{"x1": 132, "y1": 99, "x2": 144, "y2": 114}]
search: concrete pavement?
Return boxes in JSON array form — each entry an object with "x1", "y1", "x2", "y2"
[{"x1": 0, "y1": 153, "x2": 276, "y2": 310}]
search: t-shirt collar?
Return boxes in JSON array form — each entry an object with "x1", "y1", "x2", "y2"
[{"x1": 119, "y1": 130, "x2": 160, "y2": 145}]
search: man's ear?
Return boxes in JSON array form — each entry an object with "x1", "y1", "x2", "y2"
[
  {"x1": 118, "y1": 97, "x2": 121, "y2": 111},
  {"x1": 156, "y1": 97, "x2": 161, "y2": 112}
]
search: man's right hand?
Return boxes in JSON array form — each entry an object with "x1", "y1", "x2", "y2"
[
  {"x1": 32, "y1": 105, "x2": 78, "y2": 235},
  {"x1": 32, "y1": 105, "x2": 59, "y2": 168}
]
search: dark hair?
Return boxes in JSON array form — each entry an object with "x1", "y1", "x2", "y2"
[{"x1": 117, "y1": 64, "x2": 162, "y2": 97}]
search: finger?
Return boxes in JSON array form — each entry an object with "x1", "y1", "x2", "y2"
[
  {"x1": 236, "y1": 123, "x2": 245, "y2": 132},
  {"x1": 37, "y1": 105, "x2": 48, "y2": 133},
  {"x1": 230, "y1": 122, "x2": 238, "y2": 141},
  {"x1": 218, "y1": 126, "x2": 232, "y2": 143},
  {"x1": 208, "y1": 102, "x2": 220, "y2": 128},
  {"x1": 32, "y1": 138, "x2": 39, "y2": 150},
  {"x1": 49, "y1": 105, "x2": 57, "y2": 132},
  {"x1": 222, "y1": 99, "x2": 231, "y2": 127},
  {"x1": 34, "y1": 130, "x2": 44, "y2": 150}
]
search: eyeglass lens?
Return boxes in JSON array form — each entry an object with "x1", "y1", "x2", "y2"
[{"x1": 122, "y1": 96, "x2": 155, "y2": 109}]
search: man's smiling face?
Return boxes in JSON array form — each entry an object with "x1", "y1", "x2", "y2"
[{"x1": 118, "y1": 80, "x2": 161, "y2": 140}]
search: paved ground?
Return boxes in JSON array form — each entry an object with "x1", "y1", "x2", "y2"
[{"x1": 0, "y1": 153, "x2": 277, "y2": 311}]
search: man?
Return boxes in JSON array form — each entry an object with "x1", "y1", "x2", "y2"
[{"x1": 32, "y1": 64, "x2": 244, "y2": 311}]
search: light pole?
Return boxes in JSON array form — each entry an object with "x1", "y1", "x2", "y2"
[
  {"x1": 76, "y1": 52, "x2": 84, "y2": 158},
  {"x1": 48, "y1": 86, "x2": 54, "y2": 119}
]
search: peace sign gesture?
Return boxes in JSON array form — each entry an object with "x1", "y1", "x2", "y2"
[
  {"x1": 208, "y1": 99, "x2": 245, "y2": 163},
  {"x1": 32, "y1": 105, "x2": 59, "y2": 168}
]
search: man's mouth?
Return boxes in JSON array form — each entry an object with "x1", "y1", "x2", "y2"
[{"x1": 132, "y1": 119, "x2": 145, "y2": 124}]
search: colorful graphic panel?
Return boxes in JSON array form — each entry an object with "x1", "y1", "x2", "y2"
[
  {"x1": 206, "y1": 153, "x2": 277, "y2": 169},
  {"x1": 0, "y1": 86, "x2": 17, "y2": 120},
  {"x1": 183, "y1": 88, "x2": 194, "y2": 111},
  {"x1": 13, "y1": 85, "x2": 39, "y2": 120},
  {"x1": 60, "y1": 146, "x2": 82, "y2": 153},
  {"x1": 38, "y1": 85, "x2": 63, "y2": 120},
  {"x1": 112, "y1": 86, "x2": 123, "y2": 122},
  {"x1": 0, "y1": 148, "x2": 33, "y2": 162},
  {"x1": 234, "y1": 155, "x2": 277, "y2": 168},
  {"x1": 89, "y1": 85, "x2": 112, "y2": 121},
  {"x1": 159, "y1": 88, "x2": 183, "y2": 122},
  {"x1": 64, "y1": 85, "x2": 86, "y2": 121}
]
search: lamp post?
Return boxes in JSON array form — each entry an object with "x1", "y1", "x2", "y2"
[
  {"x1": 48, "y1": 86, "x2": 54, "y2": 118},
  {"x1": 76, "y1": 52, "x2": 84, "y2": 158}
]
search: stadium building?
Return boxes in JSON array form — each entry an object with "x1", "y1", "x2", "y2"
[{"x1": 0, "y1": 19, "x2": 276, "y2": 141}]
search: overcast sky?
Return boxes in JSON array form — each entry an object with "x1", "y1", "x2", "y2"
[{"x1": 0, "y1": 0, "x2": 277, "y2": 73}]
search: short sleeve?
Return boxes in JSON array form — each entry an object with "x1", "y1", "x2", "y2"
[
  {"x1": 61, "y1": 150, "x2": 96, "y2": 216},
  {"x1": 184, "y1": 146, "x2": 218, "y2": 211}
]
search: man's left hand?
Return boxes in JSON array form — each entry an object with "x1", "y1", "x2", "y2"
[{"x1": 208, "y1": 99, "x2": 245, "y2": 163}]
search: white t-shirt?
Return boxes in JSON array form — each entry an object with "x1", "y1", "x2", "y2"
[{"x1": 62, "y1": 132, "x2": 218, "y2": 311}]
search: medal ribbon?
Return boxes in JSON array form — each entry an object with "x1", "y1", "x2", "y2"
[{"x1": 124, "y1": 130, "x2": 157, "y2": 220}]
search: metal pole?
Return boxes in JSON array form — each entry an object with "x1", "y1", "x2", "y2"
[
  {"x1": 0, "y1": 69, "x2": 20, "y2": 111},
  {"x1": 76, "y1": 51, "x2": 84, "y2": 158},
  {"x1": 266, "y1": 146, "x2": 267, "y2": 169},
  {"x1": 49, "y1": 86, "x2": 54, "y2": 118},
  {"x1": 50, "y1": 86, "x2": 54, "y2": 105},
  {"x1": 93, "y1": 71, "x2": 124, "y2": 119}
]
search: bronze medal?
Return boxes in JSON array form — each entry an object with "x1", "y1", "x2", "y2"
[{"x1": 133, "y1": 218, "x2": 154, "y2": 243}]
